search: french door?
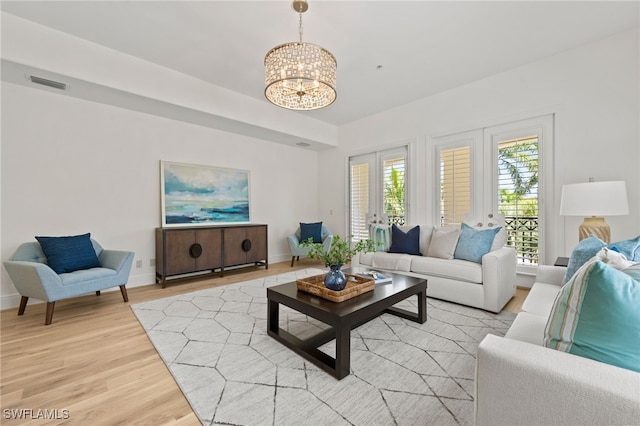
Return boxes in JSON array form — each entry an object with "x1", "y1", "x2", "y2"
[{"x1": 349, "y1": 146, "x2": 408, "y2": 241}]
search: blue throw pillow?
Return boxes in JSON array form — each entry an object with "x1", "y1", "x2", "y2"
[
  {"x1": 453, "y1": 223, "x2": 501, "y2": 264},
  {"x1": 35, "y1": 233, "x2": 101, "y2": 274},
  {"x1": 563, "y1": 235, "x2": 606, "y2": 284},
  {"x1": 609, "y1": 235, "x2": 640, "y2": 262},
  {"x1": 544, "y1": 260, "x2": 640, "y2": 373},
  {"x1": 299, "y1": 222, "x2": 323, "y2": 244},
  {"x1": 388, "y1": 224, "x2": 421, "y2": 255}
]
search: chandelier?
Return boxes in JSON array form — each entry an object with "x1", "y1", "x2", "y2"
[{"x1": 264, "y1": 0, "x2": 337, "y2": 110}]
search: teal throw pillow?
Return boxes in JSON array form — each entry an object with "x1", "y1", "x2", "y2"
[
  {"x1": 544, "y1": 260, "x2": 640, "y2": 373},
  {"x1": 35, "y1": 233, "x2": 100, "y2": 274},
  {"x1": 300, "y1": 222, "x2": 323, "y2": 243},
  {"x1": 563, "y1": 235, "x2": 606, "y2": 284},
  {"x1": 388, "y1": 224, "x2": 421, "y2": 256},
  {"x1": 609, "y1": 235, "x2": 640, "y2": 261},
  {"x1": 453, "y1": 223, "x2": 501, "y2": 264}
]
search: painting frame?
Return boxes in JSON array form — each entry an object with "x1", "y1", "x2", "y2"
[{"x1": 160, "y1": 160, "x2": 251, "y2": 227}]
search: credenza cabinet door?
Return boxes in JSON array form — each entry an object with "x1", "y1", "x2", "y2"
[
  {"x1": 163, "y1": 229, "x2": 197, "y2": 276},
  {"x1": 223, "y1": 225, "x2": 267, "y2": 267},
  {"x1": 195, "y1": 228, "x2": 223, "y2": 271},
  {"x1": 245, "y1": 225, "x2": 268, "y2": 264}
]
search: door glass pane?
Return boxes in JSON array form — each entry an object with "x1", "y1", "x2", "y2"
[
  {"x1": 439, "y1": 146, "x2": 471, "y2": 227},
  {"x1": 383, "y1": 157, "x2": 406, "y2": 226},
  {"x1": 498, "y1": 136, "x2": 539, "y2": 264}
]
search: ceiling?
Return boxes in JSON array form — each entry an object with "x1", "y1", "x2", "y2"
[{"x1": 1, "y1": 1, "x2": 638, "y2": 126}]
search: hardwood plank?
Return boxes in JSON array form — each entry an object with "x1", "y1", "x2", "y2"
[{"x1": 0, "y1": 259, "x2": 527, "y2": 424}]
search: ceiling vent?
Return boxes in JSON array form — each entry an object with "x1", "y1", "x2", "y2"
[{"x1": 28, "y1": 75, "x2": 67, "y2": 90}]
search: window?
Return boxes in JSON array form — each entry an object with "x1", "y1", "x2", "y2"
[{"x1": 498, "y1": 136, "x2": 539, "y2": 264}]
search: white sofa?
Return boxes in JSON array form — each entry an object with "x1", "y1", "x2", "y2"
[
  {"x1": 352, "y1": 223, "x2": 517, "y2": 313},
  {"x1": 475, "y1": 265, "x2": 640, "y2": 426}
]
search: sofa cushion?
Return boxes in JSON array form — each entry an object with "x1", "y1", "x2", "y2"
[
  {"x1": 411, "y1": 256, "x2": 482, "y2": 283},
  {"x1": 426, "y1": 226, "x2": 460, "y2": 259},
  {"x1": 35, "y1": 233, "x2": 101, "y2": 274},
  {"x1": 563, "y1": 235, "x2": 606, "y2": 284},
  {"x1": 358, "y1": 252, "x2": 412, "y2": 272},
  {"x1": 299, "y1": 222, "x2": 322, "y2": 243},
  {"x1": 505, "y1": 312, "x2": 548, "y2": 346},
  {"x1": 521, "y1": 283, "x2": 561, "y2": 318},
  {"x1": 454, "y1": 223, "x2": 501, "y2": 263},
  {"x1": 544, "y1": 260, "x2": 640, "y2": 372},
  {"x1": 388, "y1": 224, "x2": 421, "y2": 255}
]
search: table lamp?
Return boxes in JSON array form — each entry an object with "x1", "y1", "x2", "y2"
[{"x1": 559, "y1": 179, "x2": 629, "y2": 243}]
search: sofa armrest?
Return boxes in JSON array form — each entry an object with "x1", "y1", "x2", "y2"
[
  {"x1": 481, "y1": 247, "x2": 516, "y2": 313},
  {"x1": 475, "y1": 334, "x2": 640, "y2": 426},
  {"x1": 3, "y1": 260, "x2": 62, "y2": 301},
  {"x1": 535, "y1": 264, "x2": 566, "y2": 286}
]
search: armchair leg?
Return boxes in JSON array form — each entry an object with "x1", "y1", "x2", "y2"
[
  {"x1": 18, "y1": 296, "x2": 28, "y2": 316},
  {"x1": 45, "y1": 302, "x2": 55, "y2": 326},
  {"x1": 96, "y1": 291, "x2": 101, "y2": 296},
  {"x1": 291, "y1": 256, "x2": 295, "y2": 267},
  {"x1": 119, "y1": 285, "x2": 129, "y2": 303}
]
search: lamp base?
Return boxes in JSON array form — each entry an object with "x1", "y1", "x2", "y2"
[{"x1": 579, "y1": 216, "x2": 610, "y2": 243}]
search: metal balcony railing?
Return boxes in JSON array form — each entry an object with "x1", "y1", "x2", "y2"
[{"x1": 504, "y1": 215, "x2": 539, "y2": 264}]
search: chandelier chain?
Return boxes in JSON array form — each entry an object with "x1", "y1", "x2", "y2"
[{"x1": 298, "y1": 8, "x2": 303, "y2": 43}]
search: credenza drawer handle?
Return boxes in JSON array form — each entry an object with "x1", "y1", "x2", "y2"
[{"x1": 242, "y1": 239, "x2": 252, "y2": 252}]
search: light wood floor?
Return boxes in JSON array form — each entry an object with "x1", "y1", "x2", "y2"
[{"x1": 0, "y1": 260, "x2": 528, "y2": 425}]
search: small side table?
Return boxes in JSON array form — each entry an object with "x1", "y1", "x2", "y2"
[{"x1": 554, "y1": 257, "x2": 569, "y2": 267}]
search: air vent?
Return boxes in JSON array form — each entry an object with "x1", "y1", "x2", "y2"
[{"x1": 29, "y1": 75, "x2": 67, "y2": 90}]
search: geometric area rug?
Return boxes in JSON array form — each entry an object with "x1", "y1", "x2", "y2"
[{"x1": 131, "y1": 268, "x2": 516, "y2": 426}]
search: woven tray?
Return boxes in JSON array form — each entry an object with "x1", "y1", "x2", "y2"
[{"x1": 296, "y1": 274, "x2": 374, "y2": 302}]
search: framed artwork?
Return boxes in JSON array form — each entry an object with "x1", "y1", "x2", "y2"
[{"x1": 160, "y1": 161, "x2": 250, "y2": 227}]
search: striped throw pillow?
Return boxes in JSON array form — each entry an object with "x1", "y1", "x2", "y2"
[{"x1": 544, "y1": 259, "x2": 640, "y2": 372}]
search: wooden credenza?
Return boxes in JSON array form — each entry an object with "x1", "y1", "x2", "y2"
[{"x1": 156, "y1": 224, "x2": 268, "y2": 287}]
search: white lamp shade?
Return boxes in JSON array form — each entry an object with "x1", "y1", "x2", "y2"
[{"x1": 560, "y1": 181, "x2": 629, "y2": 216}]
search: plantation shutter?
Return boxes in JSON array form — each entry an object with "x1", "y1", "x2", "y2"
[
  {"x1": 439, "y1": 146, "x2": 471, "y2": 227},
  {"x1": 497, "y1": 136, "x2": 539, "y2": 264},
  {"x1": 350, "y1": 162, "x2": 370, "y2": 241}
]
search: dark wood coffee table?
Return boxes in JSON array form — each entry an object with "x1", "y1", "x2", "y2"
[{"x1": 267, "y1": 268, "x2": 427, "y2": 380}]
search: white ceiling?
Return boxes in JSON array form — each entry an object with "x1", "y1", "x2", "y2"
[{"x1": 2, "y1": 1, "x2": 638, "y2": 126}]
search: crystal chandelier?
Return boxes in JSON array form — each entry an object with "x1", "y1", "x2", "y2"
[{"x1": 264, "y1": 0, "x2": 337, "y2": 110}]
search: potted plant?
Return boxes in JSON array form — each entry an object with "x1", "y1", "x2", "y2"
[{"x1": 302, "y1": 235, "x2": 377, "y2": 290}]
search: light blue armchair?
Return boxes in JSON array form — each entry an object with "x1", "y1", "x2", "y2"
[
  {"x1": 3, "y1": 239, "x2": 134, "y2": 325},
  {"x1": 287, "y1": 225, "x2": 333, "y2": 267}
]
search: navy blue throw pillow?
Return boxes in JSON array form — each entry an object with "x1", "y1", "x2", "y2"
[
  {"x1": 388, "y1": 224, "x2": 421, "y2": 255},
  {"x1": 300, "y1": 222, "x2": 323, "y2": 243},
  {"x1": 35, "y1": 233, "x2": 101, "y2": 274}
]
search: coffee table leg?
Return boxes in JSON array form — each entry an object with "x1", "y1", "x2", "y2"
[
  {"x1": 417, "y1": 287, "x2": 427, "y2": 323},
  {"x1": 334, "y1": 325, "x2": 351, "y2": 379},
  {"x1": 268, "y1": 299, "x2": 279, "y2": 334}
]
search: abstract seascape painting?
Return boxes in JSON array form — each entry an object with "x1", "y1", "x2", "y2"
[{"x1": 161, "y1": 161, "x2": 250, "y2": 226}]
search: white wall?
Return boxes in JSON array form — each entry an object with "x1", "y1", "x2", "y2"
[
  {"x1": 1, "y1": 82, "x2": 320, "y2": 308},
  {"x1": 319, "y1": 29, "x2": 640, "y2": 274}
]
